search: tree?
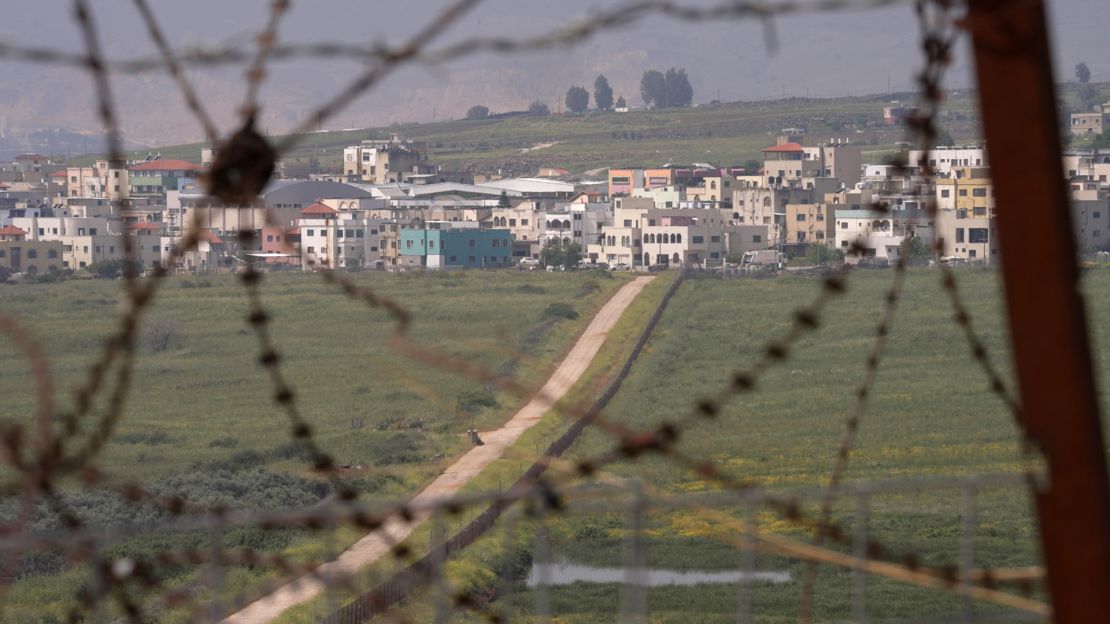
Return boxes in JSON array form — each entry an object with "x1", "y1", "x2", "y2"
[
  {"x1": 528, "y1": 100, "x2": 550, "y2": 116},
  {"x1": 563, "y1": 241, "x2": 582, "y2": 267},
  {"x1": 465, "y1": 105, "x2": 489, "y2": 120},
  {"x1": 615, "y1": 95, "x2": 627, "y2": 109},
  {"x1": 540, "y1": 238, "x2": 564, "y2": 268},
  {"x1": 901, "y1": 236, "x2": 932, "y2": 266},
  {"x1": 565, "y1": 86, "x2": 589, "y2": 113},
  {"x1": 86, "y1": 258, "x2": 141, "y2": 279},
  {"x1": 640, "y1": 70, "x2": 666, "y2": 107},
  {"x1": 1076, "y1": 61, "x2": 1091, "y2": 84},
  {"x1": 498, "y1": 190, "x2": 511, "y2": 208},
  {"x1": 664, "y1": 67, "x2": 694, "y2": 107},
  {"x1": 593, "y1": 75, "x2": 614, "y2": 110}
]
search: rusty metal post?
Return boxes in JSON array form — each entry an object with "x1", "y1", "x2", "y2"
[{"x1": 966, "y1": 1, "x2": 1110, "y2": 621}]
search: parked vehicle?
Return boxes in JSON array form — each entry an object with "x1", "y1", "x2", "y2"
[
  {"x1": 518, "y1": 257, "x2": 541, "y2": 270},
  {"x1": 741, "y1": 250, "x2": 785, "y2": 269},
  {"x1": 611, "y1": 263, "x2": 631, "y2": 272}
]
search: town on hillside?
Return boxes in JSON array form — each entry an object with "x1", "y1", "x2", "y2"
[{"x1": 2, "y1": 108, "x2": 1110, "y2": 280}]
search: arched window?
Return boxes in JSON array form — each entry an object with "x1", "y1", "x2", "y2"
[
  {"x1": 563, "y1": 237, "x2": 570, "y2": 244},
  {"x1": 763, "y1": 197, "x2": 772, "y2": 207},
  {"x1": 27, "y1": 250, "x2": 37, "y2": 259},
  {"x1": 647, "y1": 234, "x2": 655, "y2": 243},
  {"x1": 673, "y1": 252, "x2": 681, "y2": 264},
  {"x1": 47, "y1": 249, "x2": 58, "y2": 259},
  {"x1": 564, "y1": 220, "x2": 571, "y2": 229},
  {"x1": 675, "y1": 233, "x2": 682, "y2": 243},
  {"x1": 711, "y1": 181, "x2": 717, "y2": 190},
  {"x1": 643, "y1": 253, "x2": 651, "y2": 265}
]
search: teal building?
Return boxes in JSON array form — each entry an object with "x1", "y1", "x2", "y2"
[{"x1": 399, "y1": 226, "x2": 512, "y2": 269}]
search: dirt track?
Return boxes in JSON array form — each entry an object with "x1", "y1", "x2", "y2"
[{"x1": 221, "y1": 275, "x2": 654, "y2": 623}]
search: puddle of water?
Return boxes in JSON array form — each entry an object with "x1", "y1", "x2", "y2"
[{"x1": 526, "y1": 562, "x2": 791, "y2": 587}]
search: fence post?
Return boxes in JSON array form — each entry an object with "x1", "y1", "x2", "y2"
[
  {"x1": 619, "y1": 480, "x2": 648, "y2": 624},
  {"x1": 967, "y1": 1, "x2": 1110, "y2": 621},
  {"x1": 959, "y1": 483, "x2": 978, "y2": 621},
  {"x1": 534, "y1": 509, "x2": 552, "y2": 623},
  {"x1": 735, "y1": 500, "x2": 757, "y2": 624},
  {"x1": 852, "y1": 490, "x2": 870, "y2": 624}
]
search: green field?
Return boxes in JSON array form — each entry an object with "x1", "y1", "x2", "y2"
[
  {"x1": 80, "y1": 90, "x2": 990, "y2": 177},
  {"x1": 0, "y1": 269, "x2": 631, "y2": 621},
  {"x1": 391, "y1": 266, "x2": 1110, "y2": 623}
]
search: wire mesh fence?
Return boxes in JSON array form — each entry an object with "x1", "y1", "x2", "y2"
[{"x1": 0, "y1": 0, "x2": 1100, "y2": 622}]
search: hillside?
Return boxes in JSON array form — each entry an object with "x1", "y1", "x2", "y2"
[{"x1": 88, "y1": 90, "x2": 986, "y2": 178}]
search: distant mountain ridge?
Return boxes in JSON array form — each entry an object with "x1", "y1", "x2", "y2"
[{"x1": 0, "y1": 0, "x2": 1103, "y2": 147}]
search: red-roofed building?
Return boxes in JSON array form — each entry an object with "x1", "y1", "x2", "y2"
[
  {"x1": 761, "y1": 143, "x2": 806, "y2": 157},
  {"x1": 300, "y1": 201, "x2": 338, "y2": 218},
  {"x1": 128, "y1": 222, "x2": 163, "y2": 235},
  {"x1": 129, "y1": 159, "x2": 203, "y2": 197},
  {"x1": 0, "y1": 225, "x2": 27, "y2": 241},
  {"x1": 0, "y1": 223, "x2": 63, "y2": 275}
]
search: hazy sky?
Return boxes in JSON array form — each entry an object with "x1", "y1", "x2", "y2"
[{"x1": 0, "y1": 0, "x2": 1104, "y2": 144}]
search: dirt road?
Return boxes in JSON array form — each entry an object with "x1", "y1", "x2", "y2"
[{"x1": 221, "y1": 276, "x2": 654, "y2": 623}]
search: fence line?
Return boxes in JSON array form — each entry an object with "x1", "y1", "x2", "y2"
[{"x1": 323, "y1": 271, "x2": 687, "y2": 623}]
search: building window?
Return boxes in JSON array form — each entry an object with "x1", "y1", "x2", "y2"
[
  {"x1": 958, "y1": 189, "x2": 968, "y2": 196},
  {"x1": 623, "y1": 219, "x2": 632, "y2": 226},
  {"x1": 356, "y1": 230, "x2": 364, "y2": 238},
  {"x1": 753, "y1": 235, "x2": 762, "y2": 243},
  {"x1": 307, "y1": 246, "x2": 315, "y2": 253},
  {"x1": 405, "y1": 240, "x2": 413, "y2": 248},
  {"x1": 307, "y1": 229, "x2": 314, "y2": 236},
  {"x1": 710, "y1": 235, "x2": 721, "y2": 243},
  {"x1": 796, "y1": 214, "x2": 806, "y2": 222},
  {"x1": 267, "y1": 235, "x2": 274, "y2": 242},
  {"x1": 449, "y1": 256, "x2": 457, "y2": 262},
  {"x1": 346, "y1": 229, "x2": 355, "y2": 238},
  {"x1": 840, "y1": 222, "x2": 847, "y2": 229},
  {"x1": 468, "y1": 239, "x2": 476, "y2": 247},
  {"x1": 1094, "y1": 212, "x2": 1102, "y2": 219},
  {"x1": 969, "y1": 228, "x2": 989, "y2": 243},
  {"x1": 955, "y1": 228, "x2": 965, "y2": 243},
  {"x1": 152, "y1": 246, "x2": 160, "y2": 253},
  {"x1": 27, "y1": 250, "x2": 37, "y2": 259},
  {"x1": 691, "y1": 235, "x2": 703, "y2": 244},
  {"x1": 47, "y1": 249, "x2": 57, "y2": 259},
  {"x1": 841, "y1": 240, "x2": 848, "y2": 247},
  {"x1": 973, "y1": 207, "x2": 987, "y2": 217},
  {"x1": 973, "y1": 188, "x2": 987, "y2": 197}
]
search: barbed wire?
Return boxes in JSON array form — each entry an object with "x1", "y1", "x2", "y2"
[{"x1": 0, "y1": 0, "x2": 1054, "y2": 621}]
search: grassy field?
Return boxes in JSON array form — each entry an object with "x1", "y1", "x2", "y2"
[
  {"x1": 0, "y1": 269, "x2": 631, "y2": 621},
  {"x1": 78, "y1": 89, "x2": 988, "y2": 177},
  {"x1": 389, "y1": 266, "x2": 1110, "y2": 623}
]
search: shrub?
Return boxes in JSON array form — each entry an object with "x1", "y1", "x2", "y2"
[
  {"x1": 542, "y1": 302, "x2": 578, "y2": 321},
  {"x1": 86, "y1": 258, "x2": 141, "y2": 279},
  {"x1": 207, "y1": 436, "x2": 239, "y2": 449},
  {"x1": 577, "y1": 280, "x2": 602, "y2": 296},
  {"x1": 146, "y1": 317, "x2": 181, "y2": 352},
  {"x1": 457, "y1": 389, "x2": 498, "y2": 415},
  {"x1": 366, "y1": 432, "x2": 426, "y2": 465}
]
